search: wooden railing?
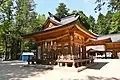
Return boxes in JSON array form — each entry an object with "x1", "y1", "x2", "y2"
[{"x1": 57, "y1": 55, "x2": 80, "y2": 60}]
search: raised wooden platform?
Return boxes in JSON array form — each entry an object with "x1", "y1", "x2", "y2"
[
  {"x1": 54, "y1": 62, "x2": 95, "y2": 72},
  {"x1": 56, "y1": 58, "x2": 94, "y2": 68}
]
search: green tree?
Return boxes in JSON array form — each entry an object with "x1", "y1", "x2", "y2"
[
  {"x1": 96, "y1": 13, "x2": 106, "y2": 35},
  {"x1": 32, "y1": 14, "x2": 46, "y2": 32},
  {"x1": 109, "y1": 11, "x2": 120, "y2": 33},
  {"x1": 15, "y1": 0, "x2": 40, "y2": 57},
  {"x1": 87, "y1": 15, "x2": 96, "y2": 33},
  {"x1": 55, "y1": 3, "x2": 69, "y2": 18},
  {"x1": 95, "y1": 11, "x2": 113, "y2": 35},
  {"x1": 0, "y1": 0, "x2": 14, "y2": 60},
  {"x1": 95, "y1": 0, "x2": 120, "y2": 35},
  {"x1": 0, "y1": 0, "x2": 46, "y2": 60},
  {"x1": 72, "y1": 10, "x2": 88, "y2": 20},
  {"x1": 0, "y1": 0, "x2": 10, "y2": 6},
  {"x1": 15, "y1": 0, "x2": 46, "y2": 55},
  {"x1": 105, "y1": 11, "x2": 113, "y2": 34},
  {"x1": 95, "y1": 0, "x2": 120, "y2": 12},
  {"x1": 71, "y1": 10, "x2": 90, "y2": 30}
]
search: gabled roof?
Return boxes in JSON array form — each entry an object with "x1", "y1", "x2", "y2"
[
  {"x1": 24, "y1": 14, "x2": 97, "y2": 38},
  {"x1": 97, "y1": 33, "x2": 120, "y2": 42},
  {"x1": 44, "y1": 15, "x2": 79, "y2": 31},
  {"x1": 24, "y1": 15, "x2": 79, "y2": 37}
]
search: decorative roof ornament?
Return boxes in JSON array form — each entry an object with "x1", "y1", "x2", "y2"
[
  {"x1": 48, "y1": 12, "x2": 61, "y2": 22},
  {"x1": 48, "y1": 12, "x2": 54, "y2": 17},
  {"x1": 75, "y1": 13, "x2": 79, "y2": 17}
]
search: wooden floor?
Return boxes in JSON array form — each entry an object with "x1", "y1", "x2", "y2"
[{"x1": 56, "y1": 58, "x2": 94, "y2": 68}]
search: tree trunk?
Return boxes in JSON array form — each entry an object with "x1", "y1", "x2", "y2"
[{"x1": 5, "y1": 38, "x2": 9, "y2": 60}]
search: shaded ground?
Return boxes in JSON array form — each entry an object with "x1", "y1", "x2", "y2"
[
  {"x1": 1, "y1": 59, "x2": 120, "y2": 80},
  {"x1": 0, "y1": 60, "x2": 49, "y2": 80},
  {"x1": 87, "y1": 62, "x2": 108, "y2": 70},
  {"x1": 87, "y1": 76, "x2": 120, "y2": 80}
]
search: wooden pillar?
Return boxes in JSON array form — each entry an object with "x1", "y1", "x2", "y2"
[
  {"x1": 35, "y1": 45, "x2": 38, "y2": 59},
  {"x1": 68, "y1": 36, "x2": 71, "y2": 55},
  {"x1": 70, "y1": 32, "x2": 75, "y2": 55},
  {"x1": 50, "y1": 41, "x2": 53, "y2": 59},
  {"x1": 87, "y1": 49, "x2": 89, "y2": 58},
  {"x1": 105, "y1": 52, "x2": 107, "y2": 59},
  {"x1": 37, "y1": 45, "x2": 41, "y2": 59},
  {"x1": 44, "y1": 42, "x2": 47, "y2": 59},
  {"x1": 105, "y1": 45, "x2": 107, "y2": 59},
  {"x1": 115, "y1": 51, "x2": 118, "y2": 59},
  {"x1": 56, "y1": 42, "x2": 59, "y2": 60},
  {"x1": 79, "y1": 45, "x2": 81, "y2": 59},
  {"x1": 112, "y1": 50, "x2": 118, "y2": 59},
  {"x1": 43, "y1": 42, "x2": 46, "y2": 60},
  {"x1": 72, "y1": 61, "x2": 75, "y2": 68},
  {"x1": 72, "y1": 43, "x2": 75, "y2": 55},
  {"x1": 65, "y1": 63, "x2": 67, "y2": 67},
  {"x1": 46, "y1": 42, "x2": 48, "y2": 58},
  {"x1": 61, "y1": 43, "x2": 64, "y2": 55},
  {"x1": 82, "y1": 45, "x2": 86, "y2": 59},
  {"x1": 47, "y1": 41, "x2": 50, "y2": 52},
  {"x1": 70, "y1": 32, "x2": 76, "y2": 67},
  {"x1": 57, "y1": 62, "x2": 59, "y2": 66},
  {"x1": 52, "y1": 41, "x2": 54, "y2": 59},
  {"x1": 112, "y1": 50, "x2": 115, "y2": 58},
  {"x1": 40, "y1": 42, "x2": 44, "y2": 60}
]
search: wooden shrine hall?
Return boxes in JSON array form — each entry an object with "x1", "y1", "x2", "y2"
[
  {"x1": 24, "y1": 13, "x2": 120, "y2": 68},
  {"x1": 86, "y1": 36, "x2": 120, "y2": 59}
]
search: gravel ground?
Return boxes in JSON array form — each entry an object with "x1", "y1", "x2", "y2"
[
  {"x1": 29, "y1": 59, "x2": 120, "y2": 80},
  {"x1": 1, "y1": 59, "x2": 120, "y2": 80},
  {"x1": 0, "y1": 60, "x2": 49, "y2": 80}
]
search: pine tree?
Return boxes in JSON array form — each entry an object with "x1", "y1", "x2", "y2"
[{"x1": 55, "y1": 3, "x2": 69, "y2": 18}]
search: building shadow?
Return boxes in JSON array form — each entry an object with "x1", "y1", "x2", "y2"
[
  {"x1": 87, "y1": 76, "x2": 120, "y2": 80},
  {"x1": 87, "y1": 62, "x2": 108, "y2": 70}
]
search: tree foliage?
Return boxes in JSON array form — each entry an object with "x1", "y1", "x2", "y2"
[
  {"x1": 87, "y1": 15, "x2": 96, "y2": 33},
  {"x1": 71, "y1": 10, "x2": 90, "y2": 30},
  {"x1": 0, "y1": 0, "x2": 46, "y2": 60},
  {"x1": 55, "y1": 3, "x2": 69, "y2": 18},
  {"x1": 95, "y1": 0, "x2": 120, "y2": 35},
  {"x1": 95, "y1": 0, "x2": 120, "y2": 12}
]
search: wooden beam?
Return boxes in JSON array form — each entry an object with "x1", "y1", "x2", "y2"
[
  {"x1": 25, "y1": 23, "x2": 75, "y2": 39},
  {"x1": 106, "y1": 42, "x2": 120, "y2": 50},
  {"x1": 36, "y1": 34, "x2": 69, "y2": 43},
  {"x1": 74, "y1": 39, "x2": 83, "y2": 44},
  {"x1": 74, "y1": 32, "x2": 84, "y2": 40},
  {"x1": 86, "y1": 38, "x2": 112, "y2": 46},
  {"x1": 75, "y1": 20, "x2": 97, "y2": 38}
]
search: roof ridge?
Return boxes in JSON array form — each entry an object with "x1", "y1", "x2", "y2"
[
  {"x1": 99, "y1": 32, "x2": 120, "y2": 37},
  {"x1": 61, "y1": 15, "x2": 76, "y2": 20},
  {"x1": 89, "y1": 30, "x2": 99, "y2": 37},
  {"x1": 49, "y1": 17, "x2": 61, "y2": 24}
]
